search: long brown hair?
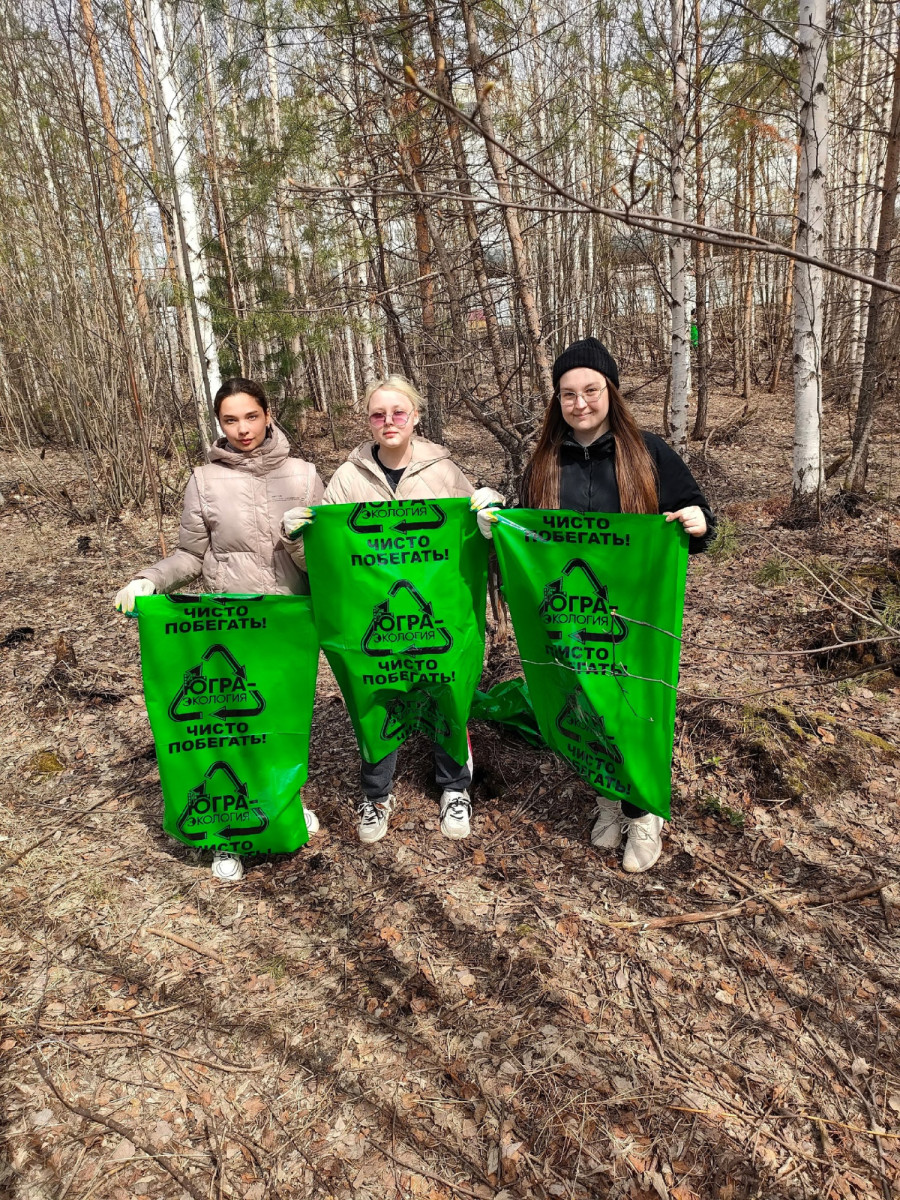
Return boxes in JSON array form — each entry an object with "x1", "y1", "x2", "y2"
[{"x1": 522, "y1": 380, "x2": 659, "y2": 512}]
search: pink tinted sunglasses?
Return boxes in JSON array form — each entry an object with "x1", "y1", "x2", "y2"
[{"x1": 369, "y1": 410, "x2": 413, "y2": 427}]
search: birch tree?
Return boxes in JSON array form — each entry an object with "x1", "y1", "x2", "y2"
[
  {"x1": 668, "y1": 0, "x2": 690, "y2": 457},
  {"x1": 791, "y1": 0, "x2": 828, "y2": 503},
  {"x1": 145, "y1": 0, "x2": 220, "y2": 443}
]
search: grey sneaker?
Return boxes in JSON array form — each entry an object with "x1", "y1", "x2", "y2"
[
  {"x1": 357, "y1": 794, "x2": 394, "y2": 844},
  {"x1": 439, "y1": 790, "x2": 472, "y2": 839},
  {"x1": 590, "y1": 797, "x2": 625, "y2": 849},
  {"x1": 622, "y1": 812, "x2": 664, "y2": 873},
  {"x1": 211, "y1": 852, "x2": 244, "y2": 881}
]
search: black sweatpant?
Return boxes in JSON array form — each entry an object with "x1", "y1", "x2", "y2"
[{"x1": 360, "y1": 743, "x2": 472, "y2": 801}]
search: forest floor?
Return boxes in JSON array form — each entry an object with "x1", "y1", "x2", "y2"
[{"x1": 1, "y1": 380, "x2": 900, "y2": 1200}]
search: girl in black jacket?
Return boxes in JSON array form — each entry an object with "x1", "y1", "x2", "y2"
[{"x1": 516, "y1": 337, "x2": 714, "y2": 872}]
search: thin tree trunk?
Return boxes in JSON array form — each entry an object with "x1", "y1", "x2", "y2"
[
  {"x1": 396, "y1": 0, "x2": 441, "y2": 441},
  {"x1": 423, "y1": 0, "x2": 509, "y2": 415},
  {"x1": 731, "y1": 146, "x2": 743, "y2": 391},
  {"x1": 691, "y1": 0, "x2": 709, "y2": 439},
  {"x1": 262, "y1": 1, "x2": 305, "y2": 397},
  {"x1": 742, "y1": 125, "x2": 758, "y2": 400},
  {"x1": 197, "y1": 6, "x2": 246, "y2": 374},
  {"x1": 145, "y1": 0, "x2": 220, "y2": 445},
  {"x1": 770, "y1": 144, "x2": 801, "y2": 392},
  {"x1": 123, "y1": 0, "x2": 179, "y2": 285},
  {"x1": 77, "y1": 0, "x2": 149, "y2": 324},
  {"x1": 369, "y1": 181, "x2": 417, "y2": 383},
  {"x1": 64, "y1": 14, "x2": 165, "y2": 545},
  {"x1": 460, "y1": 0, "x2": 553, "y2": 404},
  {"x1": 792, "y1": 0, "x2": 829, "y2": 504},
  {"x1": 845, "y1": 31, "x2": 900, "y2": 493},
  {"x1": 669, "y1": 0, "x2": 690, "y2": 457}
]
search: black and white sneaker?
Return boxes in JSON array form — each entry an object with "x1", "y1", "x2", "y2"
[
  {"x1": 439, "y1": 789, "x2": 472, "y2": 839},
  {"x1": 357, "y1": 794, "x2": 394, "y2": 844}
]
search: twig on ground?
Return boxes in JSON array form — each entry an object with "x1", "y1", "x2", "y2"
[
  {"x1": 26, "y1": 1024, "x2": 265, "y2": 1073},
  {"x1": 606, "y1": 880, "x2": 890, "y2": 929},
  {"x1": 146, "y1": 927, "x2": 226, "y2": 962},
  {"x1": 369, "y1": 1138, "x2": 491, "y2": 1200},
  {"x1": 628, "y1": 976, "x2": 668, "y2": 1066},
  {"x1": 32, "y1": 1055, "x2": 210, "y2": 1200},
  {"x1": 16, "y1": 1002, "x2": 187, "y2": 1030}
]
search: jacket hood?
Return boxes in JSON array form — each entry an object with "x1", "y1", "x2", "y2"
[
  {"x1": 207, "y1": 424, "x2": 291, "y2": 475},
  {"x1": 347, "y1": 437, "x2": 452, "y2": 480}
]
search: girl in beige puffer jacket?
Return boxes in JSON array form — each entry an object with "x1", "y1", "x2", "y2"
[
  {"x1": 115, "y1": 381, "x2": 323, "y2": 601},
  {"x1": 114, "y1": 378, "x2": 325, "y2": 881},
  {"x1": 285, "y1": 375, "x2": 502, "y2": 848}
]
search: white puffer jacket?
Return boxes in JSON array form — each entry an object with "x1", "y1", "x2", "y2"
[{"x1": 139, "y1": 426, "x2": 324, "y2": 595}]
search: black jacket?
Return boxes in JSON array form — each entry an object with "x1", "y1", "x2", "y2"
[{"x1": 525, "y1": 430, "x2": 715, "y2": 554}]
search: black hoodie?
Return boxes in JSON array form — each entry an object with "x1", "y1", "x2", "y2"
[{"x1": 524, "y1": 429, "x2": 715, "y2": 554}]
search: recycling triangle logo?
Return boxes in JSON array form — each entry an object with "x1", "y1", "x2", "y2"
[
  {"x1": 539, "y1": 558, "x2": 628, "y2": 645},
  {"x1": 176, "y1": 761, "x2": 269, "y2": 842},
  {"x1": 362, "y1": 580, "x2": 453, "y2": 658},
  {"x1": 381, "y1": 690, "x2": 451, "y2": 742},
  {"x1": 555, "y1": 686, "x2": 624, "y2": 763},
  {"x1": 349, "y1": 501, "x2": 446, "y2": 535},
  {"x1": 167, "y1": 644, "x2": 266, "y2": 723}
]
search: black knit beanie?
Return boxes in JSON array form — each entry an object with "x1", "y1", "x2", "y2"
[{"x1": 551, "y1": 337, "x2": 619, "y2": 390}]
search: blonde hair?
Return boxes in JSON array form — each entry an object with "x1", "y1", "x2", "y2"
[{"x1": 363, "y1": 374, "x2": 425, "y2": 415}]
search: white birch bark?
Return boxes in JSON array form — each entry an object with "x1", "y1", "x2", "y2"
[
  {"x1": 847, "y1": 4, "x2": 871, "y2": 411},
  {"x1": 336, "y1": 60, "x2": 377, "y2": 386},
  {"x1": 145, "y1": 0, "x2": 220, "y2": 442},
  {"x1": 792, "y1": 0, "x2": 828, "y2": 499},
  {"x1": 336, "y1": 253, "x2": 359, "y2": 408},
  {"x1": 356, "y1": 254, "x2": 377, "y2": 386},
  {"x1": 669, "y1": 0, "x2": 690, "y2": 457}
]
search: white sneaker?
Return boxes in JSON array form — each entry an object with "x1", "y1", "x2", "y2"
[
  {"x1": 211, "y1": 852, "x2": 244, "y2": 881},
  {"x1": 622, "y1": 812, "x2": 664, "y2": 873},
  {"x1": 304, "y1": 808, "x2": 320, "y2": 835},
  {"x1": 439, "y1": 790, "x2": 472, "y2": 839},
  {"x1": 357, "y1": 794, "x2": 394, "y2": 844},
  {"x1": 590, "y1": 796, "x2": 625, "y2": 849}
]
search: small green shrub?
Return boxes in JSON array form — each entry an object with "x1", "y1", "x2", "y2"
[
  {"x1": 755, "y1": 556, "x2": 793, "y2": 586},
  {"x1": 708, "y1": 517, "x2": 739, "y2": 561},
  {"x1": 700, "y1": 794, "x2": 745, "y2": 829}
]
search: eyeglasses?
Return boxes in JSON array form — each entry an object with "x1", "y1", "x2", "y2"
[
  {"x1": 559, "y1": 385, "x2": 607, "y2": 407},
  {"x1": 369, "y1": 410, "x2": 413, "y2": 427}
]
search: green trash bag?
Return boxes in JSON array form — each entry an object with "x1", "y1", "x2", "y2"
[{"x1": 471, "y1": 677, "x2": 542, "y2": 745}]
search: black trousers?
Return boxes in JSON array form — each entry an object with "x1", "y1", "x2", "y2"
[{"x1": 360, "y1": 742, "x2": 472, "y2": 801}]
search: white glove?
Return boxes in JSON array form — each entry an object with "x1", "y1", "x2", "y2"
[
  {"x1": 470, "y1": 487, "x2": 504, "y2": 510},
  {"x1": 114, "y1": 578, "x2": 155, "y2": 613},
  {"x1": 471, "y1": 487, "x2": 503, "y2": 540},
  {"x1": 664, "y1": 506, "x2": 708, "y2": 538},
  {"x1": 283, "y1": 507, "x2": 315, "y2": 540},
  {"x1": 476, "y1": 508, "x2": 500, "y2": 540}
]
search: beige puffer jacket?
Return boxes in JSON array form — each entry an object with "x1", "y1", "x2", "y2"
[
  {"x1": 139, "y1": 426, "x2": 324, "y2": 595},
  {"x1": 286, "y1": 438, "x2": 474, "y2": 572},
  {"x1": 322, "y1": 438, "x2": 474, "y2": 504}
]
